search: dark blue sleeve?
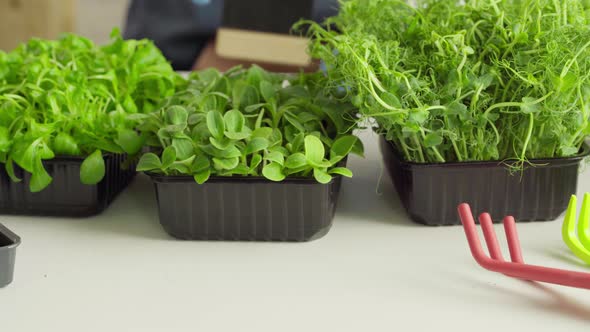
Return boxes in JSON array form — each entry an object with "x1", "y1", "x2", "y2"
[
  {"x1": 123, "y1": 0, "x2": 338, "y2": 70},
  {"x1": 123, "y1": 0, "x2": 223, "y2": 70},
  {"x1": 313, "y1": 0, "x2": 340, "y2": 21}
]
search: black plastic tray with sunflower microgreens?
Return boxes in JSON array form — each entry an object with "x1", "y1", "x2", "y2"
[{"x1": 133, "y1": 65, "x2": 363, "y2": 241}]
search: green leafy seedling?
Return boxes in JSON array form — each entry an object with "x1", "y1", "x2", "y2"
[
  {"x1": 134, "y1": 66, "x2": 363, "y2": 184},
  {"x1": 0, "y1": 29, "x2": 178, "y2": 192}
]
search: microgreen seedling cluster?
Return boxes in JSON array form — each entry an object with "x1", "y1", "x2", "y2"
[
  {"x1": 0, "y1": 29, "x2": 179, "y2": 191},
  {"x1": 299, "y1": 0, "x2": 590, "y2": 166},
  {"x1": 136, "y1": 66, "x2": 363, "y2": 184}
]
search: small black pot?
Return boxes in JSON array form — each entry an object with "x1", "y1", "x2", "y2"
[
  {"x1": 147, "y1": 172, "x2": 344, "y2": 241},
  {"x1": 0, "y1": 153, "x2": 135, "y2": 217},
  {"x1": 380, "y1": 137, "x2": 590, "y2": 226},
  {"x1": 0, "y1": 223, "x2": 20, "y2": 287}
]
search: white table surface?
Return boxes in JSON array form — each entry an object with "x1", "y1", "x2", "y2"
[{"x1": 1, "y1": 130, "x2": 590, "y2": 332}]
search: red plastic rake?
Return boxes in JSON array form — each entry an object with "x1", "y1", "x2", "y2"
[{"x1": 458, "y1": 203, "x2": 590, "y2": 290}]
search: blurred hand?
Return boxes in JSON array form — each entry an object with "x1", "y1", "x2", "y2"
[{"x1": 193, "y1": 40, "x2": 319, "y2": 73}]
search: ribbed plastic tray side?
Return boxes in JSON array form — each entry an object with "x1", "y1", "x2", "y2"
[
  {"x1": 0, "y1": 246, "x2": 17, "y2": 287},
  {"x1": 0, "y1": 153, "x2": 135, "y2": 217},
  {"x1": 0, "y1": 223, "x2": 20, "y2": 287},
  {"x1": 149, "y1": 175, "x2": 343, "y2": 241},
  {"x1": 380, "y1": 137, "x2": 588, "y2": 225}
]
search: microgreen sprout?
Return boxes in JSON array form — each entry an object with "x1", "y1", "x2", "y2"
[
  {"x1": 135, "y1": 66, "x2": 363, "y2": 184},
  {"x1": 0, "y1": 29, "x2": 179, "y2": 192},
  {"x1": 298, "y1": 0, "x2": 590, "y2": 166}
]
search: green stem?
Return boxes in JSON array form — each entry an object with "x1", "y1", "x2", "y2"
[
  {"x1": 521, "y1": 113, "x2": 535, "y2": 160},
  {"x1": 412, "y1": 134, "x2": 425, "y2": 162},
  {"x1": 396, "y1": 132, "x2": 412, "y2": 161}
]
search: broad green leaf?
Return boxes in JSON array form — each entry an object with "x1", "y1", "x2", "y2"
[
  {"x1": 224, "y1": 109, "x2": 245, "y2": 133},
  {"x1": 210, "y1": 137, "x2": 232, "y2": 150},
  {"x1": 244, "y1": 103, "x2": 266, "y2": 113},
  {"x1": 219, "y1": 145, "x2": 242, "y2": 159},
  {"x1": 241, "y1": 85, "x2": 260, "y2": 106},
  {"x1": 246, "y1": 65, "x2": 265, "y2": 86},
  {"x1": 268, "y1": 128, "x2": 283, "y2": 147},
  {"x1": 245, "y1": 137, "x2": 269, "y2": 155},
  {"x1": 264, "y1": 151, "x2": 284, "y2": 166},
  {"x1": 304, "y1": 135, "x2": 325, "y2": 165},
  {"x1": 250, "y1": 153, "x2": 262, "y2": 170},
  {"x1": 126, "y1": 113, "x2": 150, "y2": 122},
  {"x1": 284, "y1": 112, "x2": 306, "y2": 132},
  {"x1": 172, "y1": 137, "x2": 194, "y2": 160},
  {"x1": 201, "y1": 144, "x2": 242, "y2": 159},
  {"x1": 166, "y1": 106, "x2": 188, "y2": 125},
  {"x1": 188, "y1": 113, "x2": 206, "y2": 125},
  {"x1": 297, "y1": 112, "x2": 320, "y2": 124},
  {"x1": 53, "y1": 132, "x2": 81, "y2": 156},
  {"x1": 474, "y1": 73, "x2": 494, "y2": 89},
  {"x1": 136, "y1": 153, "x2": 162, "y2": 171},
  {"x1": 255, "y1": 109, "x2": 265, "y2": 128},
  {"x1": 268, "y1": 145, "x2": 289, "y2": 155},
  {"x1": 313, "y1": 168, "x2": 332, "y2": 184},
  {"x1": 13, "y1": 140, "x2": 41, "y2": 173},
  {"x1": 5, "y1": 158, "x2": 21, "y2": 183},
  {"x1": 29, "y1": 122, "x2": 54, "y2": 137},
  {"x1": 197, "y1": 68, "x2": 221, "y2": 85},
  {"x1": 206, "y1": 110, "x2": 225, "y2": 139},
  {"x1": 232, "y1": 81, "x2": 259, "y2": 109},
  {"x1": 80, "y1": 150, "x2": 105, "y2": 185},
  {"x1": 553, "y1": 71, "x2": 577, "y2": 92},
  {"x1": 408, "y1": 108, "x2": 429, "y2": 124},
  {"x1": 402, "y1": 123, "x2": 420, "y2": 135},
  {"x1": 193, "y1": 170, "x2": 211, "y2": 184},
  {"x1": 382, "y1": 91, "x2": 402, "y2": 108},
  {"x1": 251, "y1": 127, "x2": 273, "y2": 139},
  {"x1": 158, "y1": 125, "x2": 186, "y2": 138},
  {"x1": 329, "y1": 167, "x2": 353, "y2": 178},
  {"x1": 115, "y1": 129, "x2": 144, "y2": 155},
  {"x1": 38, "y1": 142, "x2": 55, "y2": 160},
  {"x1": 30, "y1": 159, "x2": 52, "y2": 192},
  {"x1": 123, "y1": 94, "x2": 138, "y2": 113},
  {"x1": 213, "y1": 157, "x2": 239, "y2": 170},
  {"x1": 284, "y1": 125, "x2": 298, "y2": 144},
  {"x1": 280, "y1": 85, "x2": 309, "y2": 99},
  {"x1": 232, "y1": 164, "x2": 251, "y2": 175},
  {"x1": 285, "y1": 153, "x2": 307, "y2": 169},
  {"x1": 0, "y1": 127, "x2": 11, "y2": 152},
  {"x1": 561, "y1": 146, "x2": 578, "y2": 156},
  {"x1": 224, "y1": 129, "x2": 252, "y2": 140},
  {"x1": 351, "y1": 138, "x2": 365, "y2": 157},
  {"x1": 330, "y1": 135, "x2": 358, "y2": 160},
  {"x1": 168, "y1": 162, "x2": 191, "y2": 174},
  {"x1": 161, "y1": 146, "x2": 176, "y2": 169},
  {"x1": 424, "y1": 132, "x2": 443, "y2": 147},
  {"x1": 262, "y1": 162, "x2": 285, "y2": 181},
  {"x1": 291, "y1": 133, "x2": 305, "y2": 152},
  {"x1": 191, "y1": 155, "x2": 210, "y2": 173},
  {"x1": 284, "y1": 166, "x2": 309, "y2": 175},
  {"x1": 446, "y1": 101, "x2": 468, "y2": 116},
  {"x1": 191, "y1": 123, "x2": 211, "y2": 142},
  {"x1": 260, "y1": 81, "x2": 276, "y2": 102}
]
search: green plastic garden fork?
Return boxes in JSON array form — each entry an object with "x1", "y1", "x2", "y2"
[{"x1": 562, "y1": 193, "x2": 590, "y2": 265}]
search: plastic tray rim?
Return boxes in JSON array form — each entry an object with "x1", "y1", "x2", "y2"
[
  {"x1": 381, "y1": 137, "x2": 590, "y2": 168},
  {"x1": 0, "y1": 223, "x2": 21, "y2": 249}
]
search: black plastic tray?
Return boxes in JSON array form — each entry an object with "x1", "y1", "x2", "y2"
[
  {"x1": 0, "y1": 223, "x2": 20, "y2": 287},
  {"x1": 0, "y1": 153, "x2": 135, "y2": 217},
  {"x1": 380, "y1": 137, "x2": 590, "y2": 226},
  {"x1": 147, "y1": 172, "x2": 344, "y2": 241}
]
